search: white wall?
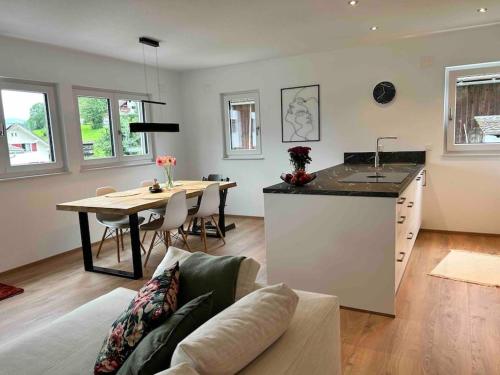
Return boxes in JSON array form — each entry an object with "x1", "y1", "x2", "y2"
[
  {"x1": 180, "y1": 25, "x2": 500, "y2": 234},
  {"x1": 0, "y1": 36, "x2": 186, "y2": 273}
]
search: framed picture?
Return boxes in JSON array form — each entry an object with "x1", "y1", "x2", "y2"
[{"x1": 281, "y1": 84, "x2": 320, "y2": 142}]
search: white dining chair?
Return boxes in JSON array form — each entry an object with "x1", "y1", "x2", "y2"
[
  {"x1": 141, "y1": 190, "x2": 190, "y2": 267},
  {"x1": 95, "y1": 186, "x2": 146, "y2": 262},
  {"x1": 187, "y1": 183, "x2": 225, "y2": 252}
]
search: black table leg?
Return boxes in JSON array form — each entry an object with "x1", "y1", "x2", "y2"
[
  {"x1": 129, "y1": 213, "x2": 143, "y2": 279},
  {"x1": 218, "y1": 188, "x2": 235, "y2": 236},
  {"x1": 78, "y1": 212, "x2": 93, "y2": 271},
  {"x1": 77, "y1": 211, "x2": 143, "y2": 280}
]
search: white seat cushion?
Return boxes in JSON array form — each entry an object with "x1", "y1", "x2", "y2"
[
  {"x1": 98, "y1": 216, "x2": 145, "y2": 229},
  {"x1": 0, "y1": 288, "x2": 136, "y2": 375},
  {"x1": 171, "y1": 284, "x2": 299, "y2": 375}
]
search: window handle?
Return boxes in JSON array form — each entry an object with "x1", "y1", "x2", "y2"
[
  {"x1": 448, "y1": 107, "x2": 453, "y2": 121},
  {"x1": 0, "y1": 121, "x2": 4, "y2": 136},
  {"x1": 256, "y1": 126, "x2": 260, "y2": 135}
]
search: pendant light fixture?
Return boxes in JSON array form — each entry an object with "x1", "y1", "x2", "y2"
[{"x1": 130, "y1": 36, "x2": 180, "y2": 133}]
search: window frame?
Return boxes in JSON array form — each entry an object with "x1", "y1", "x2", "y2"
[
  {"x1": 444, "y1": 61, "x2": 500, "y2": 155},
  {"x1": 0, "y1": 78, "x2": 66, "y2": 179},
  {"x1": 221, "y1": 90, "x2": 262, "y2": 159},
  {"x1": 73, "y1": 87, "x2": 154, "y2": 169}
]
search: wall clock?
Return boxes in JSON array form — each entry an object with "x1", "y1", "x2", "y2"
[{"x1": 373, "y1": 81, "x2": 396, "y2": 104}]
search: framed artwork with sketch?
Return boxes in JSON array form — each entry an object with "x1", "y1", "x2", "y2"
[{"x1": 281, "y1": 84, "x2": 320, "y2": 142}]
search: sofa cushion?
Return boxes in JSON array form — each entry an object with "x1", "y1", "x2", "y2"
[
  {"x1": 95, "y1": 263, "x2": 180, "y2": 374},
  {"x1": 153, "y1": 247, "x2": 260, "y2": 301},
  {"x1": 238, "y1": 290, "x2": 341, "y2": 375},
  {"x1": 117, "y1": 292, "x2": 213, "y2": 375},
  {"x1": 178, "y1": 252, "x2": 244, "y2": 314},
  {"x1": 154, "y1": 362, "x2": 200, "y2": 375},
  {"x1": 171, "y1": 283, "x2": 299, "y2": 375},
  {"x1": 0, "y1": 288, "x2": 136, "y2": 375}
]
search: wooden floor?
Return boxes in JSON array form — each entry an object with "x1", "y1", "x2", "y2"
[{"x1": 0, "y1": 217, "x2": 499, "y2": 374}]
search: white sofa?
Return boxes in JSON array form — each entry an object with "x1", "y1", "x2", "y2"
[{"x1": 0, "y1": 267, "x2": 341, "y2": 375}]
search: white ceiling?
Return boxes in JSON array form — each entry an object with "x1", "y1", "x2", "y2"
[{"x1": 0, "y1": 0, "x2": 499, "y2": 71}]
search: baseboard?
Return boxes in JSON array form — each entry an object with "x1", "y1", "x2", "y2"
[
  {"x1": 0, "y1": 241, "x2": 98, "y2": 277},
  {"x1": 225, "y1": 214, "x2": 264, "y2": 220},
  {"x1": 340, "y1": 305, "x2": 395, "y2": 318},
  {"x1": 421, "y1": 228, "x2": 500, "y2": 237}
]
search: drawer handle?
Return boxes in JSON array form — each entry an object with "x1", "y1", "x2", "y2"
[
  {"x1": 407, "y1": 201, "x2": 414, "y2": 208},
  {"x1": 416, "y1": 177, "x2": 421, "y2": 181},
  {"x1": 397, "y1": 252, "x2": 406, "y2": 262},
  {"x1": 407, "y1": 232, "x2": 414, "y2": 240},
  {"x1": 397, "y1": 197, "x2": 406, "y2": 205},
  {"x1": 398, "y1": 216, "x2": 406, "y2": 224}
]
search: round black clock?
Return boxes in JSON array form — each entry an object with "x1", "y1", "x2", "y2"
[{"x1": 373, "y1": 81, "x2": 396, "y2": 104}]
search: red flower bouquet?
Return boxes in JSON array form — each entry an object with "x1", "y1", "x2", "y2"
[{"x1": 281, "y1": 146, "x2": 316, "y2": 186}]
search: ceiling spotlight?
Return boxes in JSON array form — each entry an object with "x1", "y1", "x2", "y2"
[
  {"x1": 348, "y1": 0, "x2": 359, "y2": 6},
  {"x1": 370, "y1": 26, "x2": 378, "y2": 31},
  {"x1": 477, "y1": 7, "x2": 488, "y2": 13}
]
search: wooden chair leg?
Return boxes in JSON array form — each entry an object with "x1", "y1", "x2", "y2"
[
  {"x1": 201, "y1": 218, "x2": 208, "y2": 252},
  {"x1": 96, "y1": 227, "x2": 108, "y2": 258},
  {"x1": 115, "y1": 229, "x2": 121, "y2": 263},
  {"x1": 180, "y1": 228, "x2": 191, "y2": 251},
  {"x1": 167, "y1": 231, "x2": 173, "y2": 248},
  {"x1": 144, "y1": 231, "x2": 157, "y2": 267},
  {"x1": 211, "y1": 215, "x2": 226, "y2": 245},
  {"x1": 120, "y1": 229, "x2": 125, "y2": 252},
  {"x1": 142, "y1": 213, "x2": 154, "y2": 244},
  {"x1": 186, "y1": 217, "x2": 193, "y2": 234},
  {"x1": 140, "y1": 242, "x2": 147, "y2": 255}
]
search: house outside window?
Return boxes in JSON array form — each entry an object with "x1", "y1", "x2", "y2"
[
  {"x1": 221, "y1": 90, "x2": 262, "y2": 159},
  {"x1": 73, "y1": 87, "x2": 153, "y2": 169},
  {"x1": 0, "y1": 78, "x2": 65, "y2": 179},
  {"x1": 444, "y1": 62, "x2": 500, "y2": 154}
]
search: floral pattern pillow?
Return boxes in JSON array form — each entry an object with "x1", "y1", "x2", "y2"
[{"x1": 94, "y1": 262, "x2": 180, "y2": 374}]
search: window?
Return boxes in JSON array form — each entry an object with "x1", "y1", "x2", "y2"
[
  {"x1": 0, "y1": 79, "x2": 65, "y2": 178},
  {"x1": 222, "y1": 91, "x2": 262, "y2": 159},
  {"x1": 445, "y1": 62, "x2": 500, "y2": 154},
  {"x1": 74, "y1": 88, "x2": 152, "y2": 168}
]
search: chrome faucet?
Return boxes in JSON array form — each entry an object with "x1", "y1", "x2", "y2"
[{"x1": 375, "y1": 137, "x2": 398, "y2": 169}]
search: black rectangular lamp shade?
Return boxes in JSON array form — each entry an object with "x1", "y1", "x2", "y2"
[{"x1": 130, "y1": 123, "x2": 179, "y2": 133}]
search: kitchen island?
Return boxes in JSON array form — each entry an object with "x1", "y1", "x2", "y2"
[{"x1": 263, "y1": 152, "x2": 426, "y2": 316}]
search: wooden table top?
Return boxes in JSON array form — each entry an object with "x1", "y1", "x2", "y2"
[{"x1": 56, "y1": 180, "x2": 237, "y2": 215}]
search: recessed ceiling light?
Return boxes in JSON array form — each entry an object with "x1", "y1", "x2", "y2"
[
  {"x1": 477, "y1": 7, "x2": 488, "y2": 13},
  {"x1": 370, "y1": 26, "x2": 378, "y2": 31},
  {"x1": 348, "y1": 0, "x2": 359, "y2": 6}
]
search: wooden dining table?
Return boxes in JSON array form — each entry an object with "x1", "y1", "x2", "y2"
[{"x1": 56, "y1": 180, "x2": 237, "y2": 280}]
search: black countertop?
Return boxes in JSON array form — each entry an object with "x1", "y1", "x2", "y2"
[{"x1": 263, "y1": 152, "x2": 425, "y2": 198}]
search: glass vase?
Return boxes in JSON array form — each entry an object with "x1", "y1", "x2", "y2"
[{"x1": 164, "y1": 166, "x2": 174, "y2": 190}]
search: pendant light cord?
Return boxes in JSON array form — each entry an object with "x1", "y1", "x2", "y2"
[
  {"x1": 155, "y1": 47, "x2": 161, "y2": 102},
  {"x1": 142, "y1": 43, "x2": 149, "y2": 96}
]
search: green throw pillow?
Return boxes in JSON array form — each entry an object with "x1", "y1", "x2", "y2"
[
  {"x1": 117, "y1": 292, "x2": 213, "y2": 375},
  {"x1": 179, "y1": 252, "x2": 244, "y2": 314}
]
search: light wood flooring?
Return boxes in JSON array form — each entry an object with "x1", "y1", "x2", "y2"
[{"x1": 0, "y1": 217, "x2": 499, "y2": 374}]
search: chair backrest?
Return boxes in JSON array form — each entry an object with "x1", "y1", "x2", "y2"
[
  {"x1": 204, "y1": 174, "x2": 223, "y2": 181},
  {"x1": 196, "y1": 183, "x2": 220, "y2": 218},
  {"x1": 96, "y1": 186, "x2": 124, "y2": 221},
  {"x1": 161, "y1": 190, "x2": 188, "y2": 231},
  {"x1": 140, "y1": 180, "x2": 154, "y2": 187}
]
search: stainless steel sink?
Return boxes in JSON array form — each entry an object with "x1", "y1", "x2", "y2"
[{"x1": 339, "y1": 172, "x2": 410, "y2": 184}]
